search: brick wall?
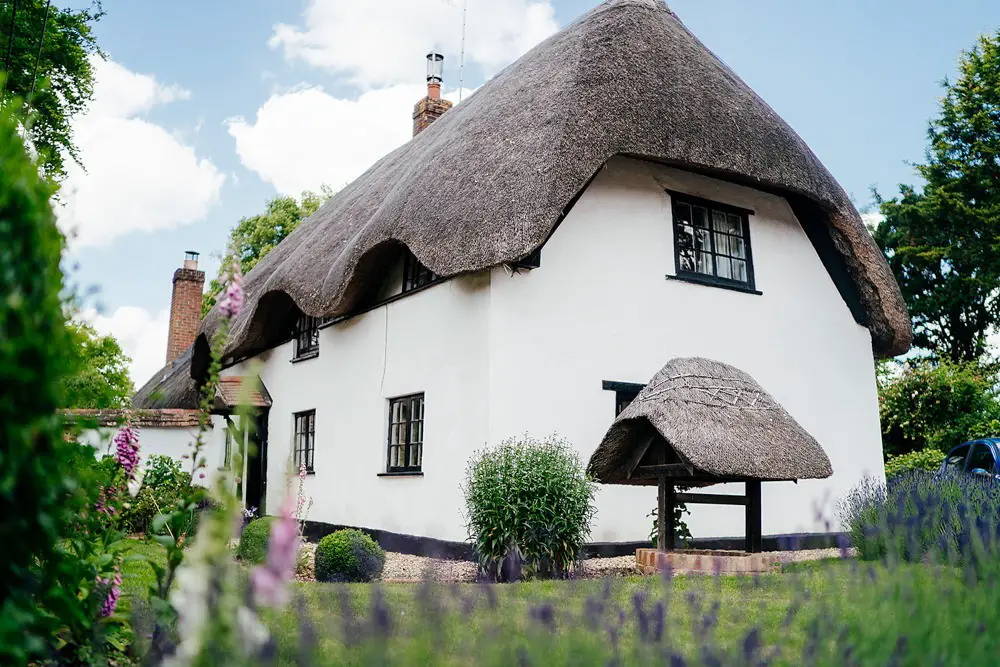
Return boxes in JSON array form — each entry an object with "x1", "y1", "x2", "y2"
[
  {"x1": 166, "y1": 267, "x2": 205, "y2": 363},
  {"x1": 412, "y1": 96, "x2": 453, "y2": 136}
]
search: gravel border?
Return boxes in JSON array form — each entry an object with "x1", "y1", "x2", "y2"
[{"x1": 294, "y1": 544, "x2": 850, "y2": 583}]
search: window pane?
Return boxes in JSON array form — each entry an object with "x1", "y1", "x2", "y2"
[
  {"x1": 410, "y1": 443, "x2": 421, "y2": 468},
  {"x1": 726, "y1": 213, "x2": 742, "y2": 235},
  {"x1": 716, "y1": 256, "x2": 732, "y2": 279},
  {"x1": 731, "y1": 236, "x2": 745, "y2": 259},
  {"x1": 711, "y1": 210, "x2": 727, "y2": 233},
  {"x1": 675, "y1": 202, "x2": 691, "y2": 226},
  {"x1": 731, "y1": 259, "x2": 747, "y2": 283},
  {"x1": 692, "y1": 206, "x2": 708, "y2": 229},
  {"x1": 967, "y1": 444, "x2": 995, "y2": 472},
  {"x1": 676, "y1": 225, "x2": 696, "y2": 272},
  {"x1": 694, "y1": 229, "x2": 712, "y2": 275},
  {"x1": 713, "y1": 232, "x2": 731, "y2": 257}
]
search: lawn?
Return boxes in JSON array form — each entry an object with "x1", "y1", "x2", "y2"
[{"x1": 121, "y1": 539, "x2": 947, "y2": 665}]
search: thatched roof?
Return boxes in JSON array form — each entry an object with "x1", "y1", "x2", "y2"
[
  {"x1": 188, "y1": 0, "x2": 909, "y2": 373},
  {"x1": 61, "y1": 408, "x2": 202, "y2": 429},
  {"x1": 132, "y1": 347, "x2": 200, "y2": 410},
  {"x1": 587, "y1": 357, "x2": 833, "y2": 485}
]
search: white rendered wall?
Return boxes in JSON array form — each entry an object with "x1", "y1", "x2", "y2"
[
  {"x1": 77, "y1": 421, "x2": 224, "y2": 487},
  {"x1": 224, "y1": 156, "x2": 885, "y2": 545},
  {"x1": 486, "y1": 157, "x2": 885, "y2": 542},
  {"x1": 224, "y1": 273, "x2": 491, "y2": 541}
]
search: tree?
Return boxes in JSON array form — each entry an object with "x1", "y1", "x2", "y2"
[
  {"x1": 203, "y1": 187, "x2": 334, "y2": 314},
  {"x1": 0, "y1": 1, "x2": 104, "y2": 180},
  {"x1": 61, "y1": 321, "x2": 133, "y2": 408},
  {"x1": 877, "y1": 358, "x2": 1000, "y2": 458},
  {"x1": 872, "y1": 32, "x2": 1000, "y2": 362}
]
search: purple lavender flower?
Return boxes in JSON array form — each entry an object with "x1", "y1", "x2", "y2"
[
  {"x1": 98, "y1": 571, "x2": 123, "y2": 618},
  {"x1": 113, "y1": 423, "x2": 140, "y2": 479},
  {"x1": 218, "y1": 262, "x2": 244, "y2": 318},
  {"x1": 251, "y1": 495, "x2": 299, "y2": 607}
]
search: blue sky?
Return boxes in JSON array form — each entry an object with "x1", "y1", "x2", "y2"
[{"x1": 62, "y1": 0, "x2": 999, "y2": 385}]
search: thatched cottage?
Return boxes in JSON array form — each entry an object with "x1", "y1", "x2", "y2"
[{"x1": 133, "y1": 0, "x2": 909, "y2": 550}]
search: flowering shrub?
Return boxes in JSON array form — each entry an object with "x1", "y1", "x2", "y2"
[
  {"x1": 314, "y1": 529, "x2": 385, "y2": 583},
  {"x1": 463, "y1": 435, "x2": 596, "y2": 580},
  {"x1": 237, "y1": 517, "x2": 278, "y2": 564},
  {"x1": 878, "y1": 358, "x2": 1000, "y2": 457},
  {"x1": 840, "y1": 470, "x2": 1000, "y2": 569}
]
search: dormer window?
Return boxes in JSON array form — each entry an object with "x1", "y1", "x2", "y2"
[
  {"x1": 670, "y1": 191, "x2": 756, "y2": 292},
  {"x1": 293, "y1": 314, "x2": 319, "y2": 360},
  {"x1": 402, "y1": 251, "x2": 438, "y2": 293}
]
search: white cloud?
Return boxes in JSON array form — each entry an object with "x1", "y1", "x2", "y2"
[
  {"x1": 861, "y1": 212, "x2": 885, "y2": 235},
  {"x1": 269, "y1": 0, "x2": 558, "y2": 89},
  {"x1": 80, "y1": 306, "x2": 171, "y2": 389},
  {"x1": 57, "y1": 57, "x2": 225, "y2": 249},
  {"x1": 227, "y1": 85, "x2": 470, "y2": 195}
]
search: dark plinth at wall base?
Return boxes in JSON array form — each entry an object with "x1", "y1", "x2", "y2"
[{"x1": 301, "y1": 521, "x2": 847, "y2": 562}]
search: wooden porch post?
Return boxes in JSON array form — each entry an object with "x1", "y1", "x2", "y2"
[
  {"x1": 745, "y1": 480, "x2": 762, "y2": 553},
  {"x1": 657, "y1": 477, "x2": 676, "y2": 551}
]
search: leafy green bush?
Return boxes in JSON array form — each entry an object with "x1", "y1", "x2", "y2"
[
  {"x1": 878, "y1": 359, "x2": 1000, "y2": 457},
  {"x1": 237, "y1": 516, "x2": 277, "y2": 564},
  {"x1": 314, "y1": 529, "x2": 385, "y2": 583},
  {"x1": 463, "y1": 435, "x2": 597, "y2": 580},
  {"x1": 120, "y1": 454, "x2": 193, "y2": 534},
  {"x1": 884, "y1": 448, "x2": 945, "y2": 481},
  {"x1": 0, "y1": 106, "x2": 105, "y2": 663}
]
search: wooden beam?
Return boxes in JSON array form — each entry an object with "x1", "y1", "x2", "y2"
[
  {"x1": 675, "y1": 492, "x2": 747, "y2": 506},
  {"x1": 657, "y1": 477, "x2": 676, "y2": 551},
  {"x1": 624, "y1": 435, "x2": 655, "y2": 480},
  {"x1": 745, "y1": 480, "x2": 762, "y2": 553},
  {"x1": 633, "y1": 463, "x2": 695, "y2": 478}
]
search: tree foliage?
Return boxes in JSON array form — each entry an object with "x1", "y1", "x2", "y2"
[
  {"x1": 0, "y1": 0, "x2": 104, "y2": 181},
  {"x1": 203, "y1": 187, "x2": 333, "y2": 314},
  {"x1": 61, "y1": 320, "x2": 132, "y2": 408},
  {"x1": 877, "y1": 358, "x2": 1000, "y2": 458},
  {"x1": 873, "y1": 32, "x2": 1000, "y2": 362}
]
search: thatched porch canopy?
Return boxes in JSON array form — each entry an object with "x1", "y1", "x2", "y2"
[{"x1": 587, "y1": 357, "x2": 833, "y2": 487}]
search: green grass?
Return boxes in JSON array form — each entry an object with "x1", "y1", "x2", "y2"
[{"x1": 118, "y1": 539, "x2": 987, "y2": 666}]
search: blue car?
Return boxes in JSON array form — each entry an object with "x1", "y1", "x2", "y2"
[{"x1": 940, "y1": 439, "x2": 1000, "y2": 480}]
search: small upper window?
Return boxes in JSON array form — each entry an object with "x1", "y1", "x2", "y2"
[
  {"x1": 294, "y1": 314, "x2": 319, "y2": 359},
  {"x1": 402, "y1": 251, "x2": 438, "y2": 293},
  {"x1": 671, "y1": 192, "x2": 755, "y2": 290},
  {"x1": 387, "y1": 393, "x2": 424, "y2": 473},
  {"x1": 293, "y1": 410, "x2": 316, "y2": 473}
]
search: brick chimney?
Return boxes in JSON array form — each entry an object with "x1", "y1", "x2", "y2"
[
  {"x1": 413, "y1": 51, "x2": 452, "y2": 136},
  {"x1": 165, "y1": 251, "x2": 205, "y2": 364}
]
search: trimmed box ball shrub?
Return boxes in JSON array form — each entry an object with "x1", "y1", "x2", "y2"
[
  {"x1": 236, "y1": 516, "x2": 277, "y2": 564},
  {"x1": 314, "y1": 529, "x2": 385, "y2": 582},
  {"x1": 463, "y1": 435, "x2": 597, "y2": 581}
]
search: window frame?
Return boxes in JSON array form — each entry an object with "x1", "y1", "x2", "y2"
[
  {"x1": 402, "y1": 252, "x2": 439, "y2": 294},
  {"x1": 293, "y1": 314, "x2": 320, "y2": 360},
  {"x1": 293, "y1": 410, "x2": 316, "y2": 474},
  {"x1": 667, "y1": 190, "x2": 758, "y2": 293},
  {"x1": 385, "y1": 393, "x2": 425, "y2": 474}
]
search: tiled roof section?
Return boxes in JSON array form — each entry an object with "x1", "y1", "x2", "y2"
[
  {"x1": 61, "y1": 408, "x2": 203, "y2": 428},
  {"x1": 216, "y1": 376, "x2": 272, "y2": 408}
]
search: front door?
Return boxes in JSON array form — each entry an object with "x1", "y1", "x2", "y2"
[{"x1": 244, "y1": 410, "x2": 269, "y2": 514}]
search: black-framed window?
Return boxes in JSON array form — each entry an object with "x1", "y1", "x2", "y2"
[
  {"x1": 386, "y1": 393, "x2": 424, "y2": 472},
  {"x1": 293, "y1": 410, "x2": 315, "y2": 473},
  {"x1": 402, "y1": 252, "x2": 438, "y2": 293},
  {"x1": 671, "y1": 192, "x2": 755, "y2": 289},
  {"x1": 294, "y1": 314, "x2": 319, "y2": 359}
]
